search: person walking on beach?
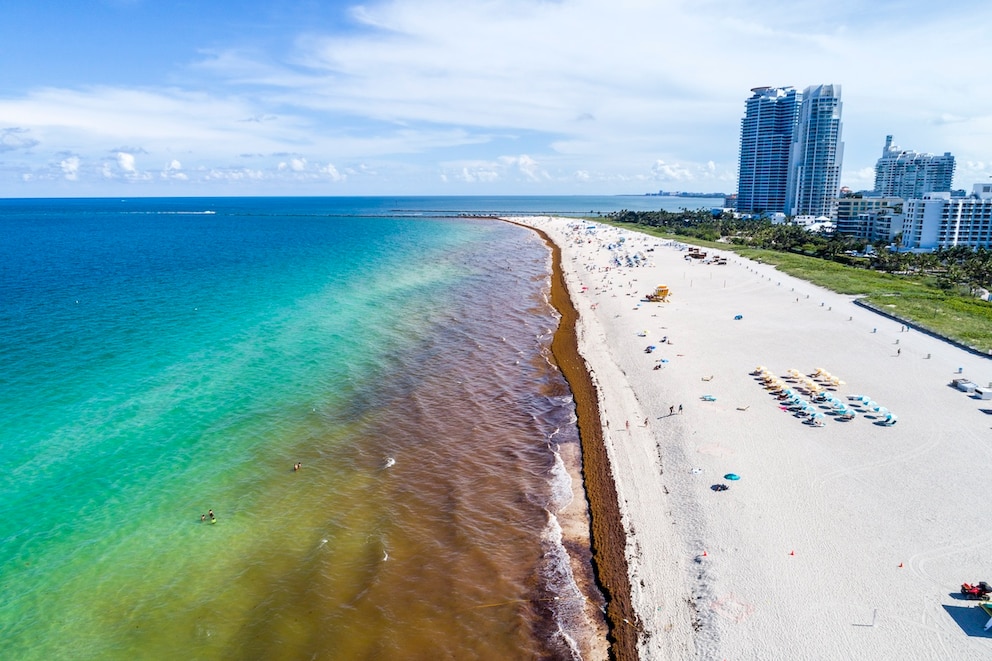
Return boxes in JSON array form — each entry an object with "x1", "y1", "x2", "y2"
[
  {"x1": 679, "y1": 404, "x2": 683, "y2": 414},
  {"x1": 669, "y1": 405, "x2": 675, "y2": 415}
]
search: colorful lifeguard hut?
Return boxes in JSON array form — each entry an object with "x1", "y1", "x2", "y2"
[{"x1": 645, "y1": 285, "x2": 670, "y2": 302}]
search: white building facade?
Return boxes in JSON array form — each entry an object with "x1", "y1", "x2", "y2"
[
  {"x1": 902, "y1": 184, "x2": 992, "y2": 250},
  {"x1": 874, "y1": 135, "x2": 955, "y2": 199},
  {"x1": 786, "y1": 84, "x2": 844, "y2": 219}
]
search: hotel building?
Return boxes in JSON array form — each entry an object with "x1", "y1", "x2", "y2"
[
  {"x1": 736, "y1": 86, "x2": 800, "y2": 215},
  {"x1": 901, "y1": 184, "x2": 992, "y2": 250},
  {"x1": 786, "y1": 84, "x2": 844, "y2": 219},
  {"x1": 874, "y1": 135, "x2": 955, "y2": 199},
  {"x1": 735, "y1": 84, "x2": 844, "y2": 219}
]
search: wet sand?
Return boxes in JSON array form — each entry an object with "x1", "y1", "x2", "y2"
[{"x1": 528, "y1": 222, "x2": 638, "y2": 660}]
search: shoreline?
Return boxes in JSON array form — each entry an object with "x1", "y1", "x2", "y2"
[
  {"x1": 512, "y1": 215, "x2": 992, "y2": 659},
  {"x1": 524, "y1": 221, "x2": 639, "y2": 660}
]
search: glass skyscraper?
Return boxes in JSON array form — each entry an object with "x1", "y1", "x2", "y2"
[
  {"x1": 786, "y1": 84, "x2": 844, "y2": 218},
  {"x1": 736, "y1": 86, "x2": 800, "y2": 215}
]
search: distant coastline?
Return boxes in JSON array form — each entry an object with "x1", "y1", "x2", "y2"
[{"x1": 635, "y1": 192, "x2": 727, "y2": 198}]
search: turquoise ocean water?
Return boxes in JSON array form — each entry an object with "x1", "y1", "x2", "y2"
[{"x1": 0, "y1": 196, "x2": 712, "y2": 659}]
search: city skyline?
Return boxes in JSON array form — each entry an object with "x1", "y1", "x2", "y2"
[{"x1": 1, "y1": 0, "x2": 991, "y2": 197}]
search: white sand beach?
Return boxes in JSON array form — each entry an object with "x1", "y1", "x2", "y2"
[{"x1": 517, "y1": 216, "x2": 992, "y2": 660}]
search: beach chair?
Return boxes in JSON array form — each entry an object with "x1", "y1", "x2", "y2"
[{"x1": 981, "y1": 602, "x2": 992, "y2": 631}]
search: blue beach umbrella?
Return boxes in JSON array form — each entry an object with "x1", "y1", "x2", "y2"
[{"x1": 724, "y1": 473, "x2": 741, "y2": 481}]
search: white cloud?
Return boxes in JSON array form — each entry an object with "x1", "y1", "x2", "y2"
[
  {"x1": 498, "y1": 155, "x2": 548, "y2": 182},
  {"x1": 319, "y1": 163, "x2": 344, "y2": 181},
  {"x1": 651, "y1": 160, "x2": 693, "y2": 182},
  {"x1": 847, "y1": 166, "x2": 877, "y2": 192},
  {"x1": 1, "y1": 127, "x2": 39, "y2": 152},
  {"x1": 162, "y1": 159, "x2": 188, "y2": 180},
  {"x1": 60, "y1": 156, "x2": 80, "y2": 180},
  {"x1": 117, "y1": 151, "x2": 136, "y2": 173},
  {"x1": 3, "y1": 0, "x2": 992, "y2": 194},
  {"x1": 204, "y1": 167, "x2": 265, "y2": 181},
  {"x1": 114, "y1": 151, "x2": 152, "y2": 181}
]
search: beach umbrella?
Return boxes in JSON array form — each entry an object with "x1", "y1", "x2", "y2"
[
  {"x1": 859, "y1": 395, "x2": 871, "y2": 404},
  {"x1": 812, "y1": 411, "x2": 825, "y2": 418},
  {"x1": 724, "y1": 473, "x2": 741, "y2": 481}
]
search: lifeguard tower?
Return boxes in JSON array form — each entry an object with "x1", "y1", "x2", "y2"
[{"x1": 645, "y1": 285, "x2": 670, "y2": 302}]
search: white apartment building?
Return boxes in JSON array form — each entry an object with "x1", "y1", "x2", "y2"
[
  {"x1": 902, "y1": 184, "x2": 992, "y2": 250},
  {"x1": 874, "y1": 135, "x2": 955, "y2": 199},
  {"x1": 786, "y1": 84, "x2": 844, "y2": 219}
]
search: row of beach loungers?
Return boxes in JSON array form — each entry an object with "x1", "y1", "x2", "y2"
[{"x1": 752, "y1": 366, "x2": 898, "y2": 426}]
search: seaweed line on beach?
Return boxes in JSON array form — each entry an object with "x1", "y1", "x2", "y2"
[{"x1": 520, "y1": 220, "x2": 641, "y2": 661}]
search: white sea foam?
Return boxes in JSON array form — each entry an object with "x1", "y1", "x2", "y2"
[
  {"x1": 539, "y1": 513, "x2": 584, "y2": 661},
  {"x1": 547, "y1": 446, "x2": 573, "y2": 513}
]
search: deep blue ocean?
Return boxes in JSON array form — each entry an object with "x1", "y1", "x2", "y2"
[{"x1": 0, "y1": 196, "x2": 712, "y2": 659}]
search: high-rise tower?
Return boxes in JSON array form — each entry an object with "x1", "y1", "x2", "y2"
[
  {"x1": 786, "y1": 84, "x2": 844, "y2": 218},
  {"x1": 873, "y1": 135, "x2": 955, "y2": 199},
  {"x1": 736, "y1": 86, "x2": 800, "y2": 215}
]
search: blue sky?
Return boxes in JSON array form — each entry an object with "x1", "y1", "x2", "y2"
[{"x1": 1, "y1": 0, "x2": 990, "y2": 196}]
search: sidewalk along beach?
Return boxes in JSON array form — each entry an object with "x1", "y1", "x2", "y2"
[{"x1": 513, "y1": 216, "x2": 992, "y2": 660}]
